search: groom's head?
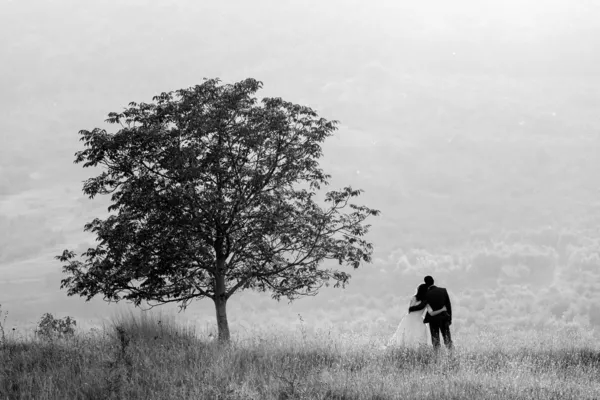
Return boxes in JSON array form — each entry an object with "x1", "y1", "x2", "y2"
[{"x1": 424, "y1": 276, "x2": 434, "y2": 287}]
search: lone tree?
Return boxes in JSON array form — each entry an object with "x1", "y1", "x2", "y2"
[{"x1": 57, "y1": 78, "x2": 379, "y2": 341}]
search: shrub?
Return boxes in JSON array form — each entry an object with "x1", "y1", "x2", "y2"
[{"x1": 35, "y1": 313, "x2": 77, "y2": 340}]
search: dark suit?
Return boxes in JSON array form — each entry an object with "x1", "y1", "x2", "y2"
[{"x1": 409, "y1": 285, "x2": 453, "y2": 349}]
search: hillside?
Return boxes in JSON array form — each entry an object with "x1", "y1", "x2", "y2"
[{"x1": 1, "y1": 312, "x2": 599, "y2": 399}]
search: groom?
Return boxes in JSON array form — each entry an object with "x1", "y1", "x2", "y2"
[{"x1": 409, "y1": 276, "x2": 453, "y2": 349}]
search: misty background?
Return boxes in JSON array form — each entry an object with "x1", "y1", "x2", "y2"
[{"x1": 1, "y1": 0, "x2": 599, "y2": 336}]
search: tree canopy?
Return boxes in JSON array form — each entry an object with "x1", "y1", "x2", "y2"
[{"x1": 57, "y1": 78, "x2": 379, "y2": 340}]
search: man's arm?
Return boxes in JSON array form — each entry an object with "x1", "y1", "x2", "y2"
[
  {"x1": 444, "y1": 289, "x2": 452, "y2": 321},
  {"x1": 408, "y1": 302, "x2": 426, "y2": 313}
]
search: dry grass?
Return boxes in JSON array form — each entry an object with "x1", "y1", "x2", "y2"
[{"x1": 1, "y1": 311, "x2": 599, "y2": 400}]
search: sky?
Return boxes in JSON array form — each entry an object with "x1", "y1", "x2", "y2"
[{"x1": 1, "y1": 0, "x2": 600, "y2": 337}]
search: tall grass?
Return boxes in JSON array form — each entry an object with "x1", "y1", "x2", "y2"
[{"x1": 1, "y1": 311, "x2": 599, "y2": 399}]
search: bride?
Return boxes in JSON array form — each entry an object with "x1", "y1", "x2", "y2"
[{"x1": 388, "y1": 283, "x2": 447, "y2": 348}]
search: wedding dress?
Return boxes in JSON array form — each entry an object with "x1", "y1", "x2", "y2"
[{"x1": 388, "y1": 296, "x2": 430, "y2": 348}]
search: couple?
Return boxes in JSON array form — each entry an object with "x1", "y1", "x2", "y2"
[{"x1": 389, "y1": 276, "x2": 453, "y2": 349}]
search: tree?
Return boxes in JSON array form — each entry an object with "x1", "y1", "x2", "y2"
[{"x1": 57, "y1": 78, "x2": 380, "y2": 341}]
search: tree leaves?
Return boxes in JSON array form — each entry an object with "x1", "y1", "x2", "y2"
[{"x1": 57, "y1": 77, "x2": 379, "y2": 311}]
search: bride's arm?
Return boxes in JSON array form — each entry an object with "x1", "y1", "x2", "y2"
[{"x1": 426, "y1": 304, "x2": 447, "y2": 316}]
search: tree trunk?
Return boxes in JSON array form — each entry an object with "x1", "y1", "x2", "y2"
[
  {"x1": 214, "y1": 294, "x2": 230, "y2": 342},
  {"x1": 214, "y1": 271, "x2": 230, "y2": 342}
]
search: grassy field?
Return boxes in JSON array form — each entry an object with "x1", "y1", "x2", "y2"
[{"x1": 1, "y1": 310, "x2": 599, "y2": 400}]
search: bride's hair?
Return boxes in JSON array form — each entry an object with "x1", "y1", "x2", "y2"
[{"x1": 415, "y1": 283, "x2": 428, "y2": 301}]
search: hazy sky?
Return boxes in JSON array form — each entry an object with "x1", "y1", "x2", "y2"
[{"x1": 1, "y1": 0, "x2": 599, "y2": 333}]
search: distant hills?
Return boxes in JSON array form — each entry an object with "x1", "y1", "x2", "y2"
[{"x1": 1, "y1": 0, "x2": 599, "y2": 332}]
